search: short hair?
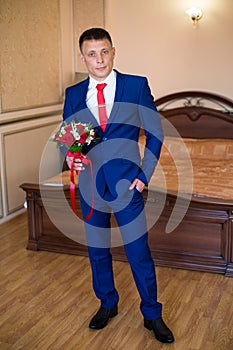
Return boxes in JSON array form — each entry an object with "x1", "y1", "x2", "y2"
[{"x1": 79, "y1": 28, "x2": 113, "y2": 52}]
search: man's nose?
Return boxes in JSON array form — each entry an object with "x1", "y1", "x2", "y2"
[{"x1": 96, "y1": 53, "x2": 104, "y2": 63}]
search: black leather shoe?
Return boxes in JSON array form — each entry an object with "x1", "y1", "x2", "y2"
[
  {"x1": 144, "y1": 318, "x2": 174, "y2": 343},
  {"x1": 89, "y1": 306, "x2": 118, "y2": 330}
]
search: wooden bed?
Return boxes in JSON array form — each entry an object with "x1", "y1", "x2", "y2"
[{"x1": 21, "y1": 91, "x2": 233, "y2": 276}]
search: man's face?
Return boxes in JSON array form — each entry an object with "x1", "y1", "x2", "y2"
[{"x1": 80, "y1": 39, "x2": 115, "y2": 81}]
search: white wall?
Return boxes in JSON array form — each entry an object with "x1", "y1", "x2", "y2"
[{"x1": 105, "y1": 0, "x2": 233, "y2": 100}]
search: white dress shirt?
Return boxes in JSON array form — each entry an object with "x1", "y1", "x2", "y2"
[{"x1": 86, "y1": 70, "x2": 116, "y2": 123}]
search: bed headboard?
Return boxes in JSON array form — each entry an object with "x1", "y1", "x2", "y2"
[{"x1": 155, "y1": 91, "x2": 233, "y2": 139}]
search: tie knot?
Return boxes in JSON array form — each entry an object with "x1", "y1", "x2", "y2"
[{"x1": 96, "y1": 83, "x2": 107, "y2": 91}]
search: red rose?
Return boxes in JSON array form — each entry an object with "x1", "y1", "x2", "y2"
[
  {"x1": 60, "y1": 133, "x2": 74, "y2": 146},
  {"x1": 76, "y1": 124, "x2": 85, "y2": 133},
  {"x1": 79, "y1": 132, "x2": 88, "y2": 144},
  {"x1": 64, "y1": 125, "x2": 72, "y2": 132}
]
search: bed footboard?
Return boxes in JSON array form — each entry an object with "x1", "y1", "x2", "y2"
[{"x1": 21, "y1": 183, "x2": 233, "y2": 277}]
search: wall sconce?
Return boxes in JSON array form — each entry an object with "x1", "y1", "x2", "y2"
[{"x1": 186, "y1": 7, "x2": 203, "y2": 25}]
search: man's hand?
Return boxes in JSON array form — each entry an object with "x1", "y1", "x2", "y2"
[
  {"x1": 66, "y1": 155, "x2": 86, "y2": 172},
  {"x1": 129, "y1": 178, "x2": 145, "y2": 193}
]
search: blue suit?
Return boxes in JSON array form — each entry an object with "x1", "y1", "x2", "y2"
[{"x1": 63, "y1": 70, "x2": 164, "y2": 319}]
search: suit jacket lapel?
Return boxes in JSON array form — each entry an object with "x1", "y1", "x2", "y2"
[
  {"x1": 114, "y1": 70, "x2": 125, "y2": 103},
  {"x1": 75, "y1": 78, "x2": 89, "y2": 111},
  {"x1": 107, "y1": 71, "x2": 125, "y2": 125}
]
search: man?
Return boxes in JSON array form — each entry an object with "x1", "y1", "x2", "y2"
[{"x1": 63, "y1": 28, "x2": 174, "y2": 344}]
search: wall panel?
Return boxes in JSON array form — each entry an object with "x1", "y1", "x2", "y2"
[
  {"x1": 74, "y1": 0, "x2": 105, "y2": 72},
  {"x1": 0, "y1": 167, "x2": 2, "y2": 218},
  {"x1": 2, "y1": 116, "x2": 61, "y2": 215},
  {"x1": 0, "y1": 0, "x2": 62, "y2": 112},
  {"x1": 0, "y1": 0, "x2": 74, "y2": 222}
]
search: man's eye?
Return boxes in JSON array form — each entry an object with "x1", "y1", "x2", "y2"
[
  {"x1": 88, "y1": 52, "x2": 96, "y2": 57},
  {"x1": 102, "y1": 50, "x2": 109, "y2": 55}
]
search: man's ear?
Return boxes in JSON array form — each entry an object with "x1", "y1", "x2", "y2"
[{"x1": 80, "y1": 54, "x2": 85, "y2": 64}]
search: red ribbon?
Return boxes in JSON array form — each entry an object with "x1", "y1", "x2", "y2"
[{"x1": 67, "y1": 151, "x2": 94, "y2": 221}]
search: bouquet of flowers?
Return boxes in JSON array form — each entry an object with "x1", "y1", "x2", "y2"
[
  {"x1": 52, "y1": 120, "x2": 96, "y2": 153},
  {"x1": 51, "y1": 121, "x2": 96, "y2": 220}
]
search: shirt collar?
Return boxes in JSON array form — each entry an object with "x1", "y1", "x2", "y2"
[{"x1": 89, "y1": 70, "x2": 116, "y2": 89}]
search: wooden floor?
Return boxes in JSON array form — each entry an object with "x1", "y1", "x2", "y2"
[{"x1": 0, "y1": 213, "x2": 233, "y2": 350}]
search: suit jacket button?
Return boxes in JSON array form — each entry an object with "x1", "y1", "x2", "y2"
[{"x1": 102, "y1": 137, "x2": 107, "y2": 141}]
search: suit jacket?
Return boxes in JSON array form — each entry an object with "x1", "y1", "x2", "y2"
[{"x1": 63, "y1": 70, "x2": 163, "y2": 198}]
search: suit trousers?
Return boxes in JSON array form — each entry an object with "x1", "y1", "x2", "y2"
[{"x1": 79, "y1": 185, "x2": 162, "y2": 320}]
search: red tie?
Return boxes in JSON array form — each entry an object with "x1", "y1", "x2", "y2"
[{"x1": 96, "y1": 83, "x2": 108, "y2": 132}]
